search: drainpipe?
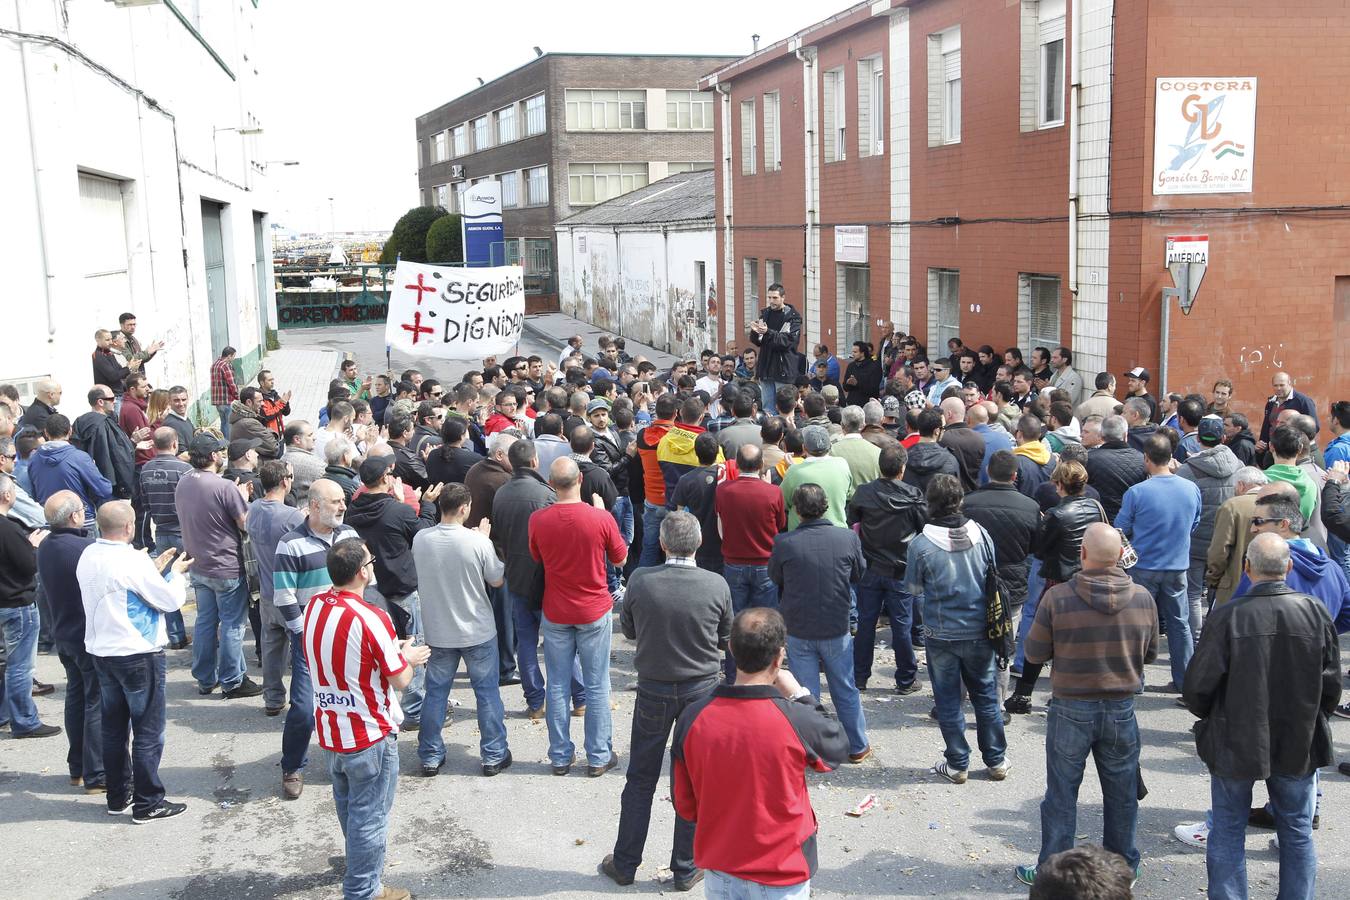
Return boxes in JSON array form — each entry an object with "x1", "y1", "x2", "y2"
[
  {"x1": 716, "y1": 82, "x2": 733, "y2": 349},
  {"x1": 796, "y1": 43, "x2": 818, "y2": 347},
  {"x1": 1067, "y1": 0, "x2": 1081, "y2": 299},
  {"x1": 15, "y1": 0, "x2": 57, "y2": 346}
]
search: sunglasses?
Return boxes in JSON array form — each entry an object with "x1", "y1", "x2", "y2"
[{"x1": 1250, "y1": 517, "x2": 1287, "y2": 527}]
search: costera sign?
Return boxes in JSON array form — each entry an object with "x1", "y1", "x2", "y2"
[
  {"x1": 461, "y1": 181, "x2": 505, "y2": 267},
  {"x1": 1153, "y1": 78, "x2": 1257, "y2": 195},
  {"x1": 386, "y1": 261, "x2": 525, "y2": 359}
]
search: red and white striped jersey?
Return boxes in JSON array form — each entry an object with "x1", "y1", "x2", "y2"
[{"x1": 302, "y1": 588, "x2": 408, "y2": 753}]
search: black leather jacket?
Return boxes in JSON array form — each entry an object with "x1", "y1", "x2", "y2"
[
  {"x1": 1034, "y1": 495, "x2": 1107, "y2": 583},
  {"x1": 845, "y1": 477, "x2": 927, "y2": 578}
]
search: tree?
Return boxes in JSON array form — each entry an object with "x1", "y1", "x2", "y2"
[
  {"x1": 379, "y1": 205, "x2": 445, "y2": 264},
  {"x1": 425, "y1": 214, "x2": 464, "y2": 264}
]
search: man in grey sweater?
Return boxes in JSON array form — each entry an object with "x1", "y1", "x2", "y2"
[{"x1": 601, "y1": 511, "x2": 732, "y2": 892}]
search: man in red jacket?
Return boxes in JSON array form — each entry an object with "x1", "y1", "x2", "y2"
[{"x1": 671, "y1": 607, "x2": 848, "y2": 897}]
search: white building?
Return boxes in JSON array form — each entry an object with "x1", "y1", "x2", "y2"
[
  {"x1": 2, "y1": 0, "x2": 276, "y2": 420},
  {"x1": 556, "y1": 169, "x2": 717, "y2": 358}
]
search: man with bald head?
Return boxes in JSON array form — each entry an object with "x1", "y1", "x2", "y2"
[
  {"x1": 1258, "y1": 372, "x2": 1318, "y2": 451},
  {"x1": 18, "y1": 379, "x2": 61, "y2": 435},
  {"x1": 938, "y1": 396, "x2": 986, "y2": 492},
  {"x1": 969, "y1": 402, "x2": 1014, "y2": 484},
  {"x1": 529, "y1": 456, "x2": 628, "y2": 776},
  {"x1": 1014, "y1": 523, "x2": 1159, "y2": 888}
]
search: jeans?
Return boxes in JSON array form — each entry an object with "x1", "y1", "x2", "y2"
[
  {"x1": 638, "y1": 502, "x2": 668, "y2": 569},
  {"x1": 511, "y1": 590, "x2": 584, "y2": 711},
  {"x1": 1209, "y1": 772, "x2": 1317, "y2": 900},
  {"x1": 418, "y1": 641, "x2": 509, "y2": 767},
  {"x1": 1132, "y1": 568, "x2": 1191, "y2": 690},
  {"x1": 608, "y1": 496, "x2": 635, "y2": 593},
  {"x1": 786, "y1": 633, "x2": 869, "y2": 755},
  {"x1": 1038, "y1": 697, "x2": 1141, "y2": 870},
  {"x1": 282, "y1": 631, "x2": 314, "y2": 774},
  {"x1": 93, "y1": 651, "x2": 167, "y2": 815},
  {"x1": 152, "y1": 532, "x2": 187, "y2": 645},
  {"x1": 0, "y1": 605, "x2": 41, "y2": 733},
  {"x1": 489, "y1": 585, "x2": 517, "y2": 681},
  {"x1": 57, "y1": 640, "x2": 104, "y2": 786},
  {"x1": 216, "y1": 404, "x2": 232, "y2": 440},
  {"x1": 612, "y1": 675, "x2": 718, "y2": 881},
  {"x1": 926, "y1": 638, "x2": 1007, "y2": 770},
  {"x1": 259, "y1": 596, "x2": 291, "y2": 709},
  {"x1": 541, "y1": 613, "x2": 613, "y2": 767},
  {"x1": 374, "y1": 589, "x2": 424, "y2": 720},
  {"x1": 722, "y1": 563, "x2": 778, "y2": 680},
  {"x1": 1014, "y1": 558, "x2": 1045, "y2": 672},
  {"x1": 330, "y1": 733, "x2": 400, "y2": 900},
  {"x1": 854, "y1": 570, "x2": 917, "y2": 688},
  {"x1": 758, "y1": 379, "x2": 782, "y2": 416},
  {"x1": 706, "y1": 870, "x2": 810, "y2": 899},
  {"x1": 1185, "y1": 556, "x2": 1208, "y2": 643},
  {"x1": 190, "y1": 574, "x2": 251, "y2": 692}
]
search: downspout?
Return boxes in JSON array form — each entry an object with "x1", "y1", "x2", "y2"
[
  {"x1": 716, "y1": 82, "x2": 733, "y2": 350},
  {"x1": 1067, "y1": 0, "x2": 1081, "y2": 299},
  {"x1": 795, "y1": 43, "x2": 817, "y2": 347},
  {"x1": 613, "y1": 225, "x2": 623, "y2": 338},
  {"x1": 662, "y1": 225, "x2": 672, "y2": 355},
  {"x1": 15, "y1": 0, "x2": 56, "y2": 345}
]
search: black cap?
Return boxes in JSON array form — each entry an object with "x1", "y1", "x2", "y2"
[
  {"x1": 228, "y1": 437, "x2": 264, "y2": 460},
  {"x1": 189, "y1": 433, "x2": 227, "y2": 455},
  {"x1": 358, "y1": 454, "x2": 395, "y2": 486}
]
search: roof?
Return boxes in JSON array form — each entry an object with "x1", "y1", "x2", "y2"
[{"x1": 557, "y1": 169, "x2": 714, "y2": 228}]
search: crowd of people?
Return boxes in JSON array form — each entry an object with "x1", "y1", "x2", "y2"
[{"x1": 1, "y1": 292, "x2": 1348, "y2": 900}]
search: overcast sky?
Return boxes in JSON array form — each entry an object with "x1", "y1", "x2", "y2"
[{"x1": 256, "y1": 0, "x2": 831, "y2": 233}]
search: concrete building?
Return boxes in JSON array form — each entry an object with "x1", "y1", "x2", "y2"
[
  {"x1": 2, "y1": 0, "x2": 278, "y2": 420},
  {"x1": 556, "y1": 169, "x2": 716, "y2": 357},
  {"x1": 415, "y1": 53, "x2": 733, "y2": 312},
  {"x1": 702, "y1": 0, "x2": 1350, "y2": 427}
]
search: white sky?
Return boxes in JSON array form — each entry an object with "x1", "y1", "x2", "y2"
[{"x1": 256, "y1": 0, "x2": 832, "y2": 233}]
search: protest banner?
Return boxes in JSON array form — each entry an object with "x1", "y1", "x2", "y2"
[{"x1": 385, "y1": 261, "x2": 525, "y2": 359}]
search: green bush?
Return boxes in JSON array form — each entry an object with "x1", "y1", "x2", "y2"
[
  {"x1": 425, "y1": 214, "x2": 464, "y2": 264},
  {"x1": 380, "y1": 205, "x2": 445, "y2": 264}
]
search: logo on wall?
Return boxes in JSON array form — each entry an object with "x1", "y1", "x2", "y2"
[{"x1": 1153, "y1": 78, "x2": 1257, "y2": 195}]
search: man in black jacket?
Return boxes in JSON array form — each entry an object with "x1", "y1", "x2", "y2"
[
  {"x1": 902, "y1": 408, "x2": 960, "y2": 495},
  {"x1": 569, "y1": 426, "x2": 618, "y2": 512},
  {"x1": 939, "y1": 397, "x2": 986, "y2": 493},
  {"x1": 73, "y1": 388, "x2": 137, "y2": 504},
  {"x1": 490, "y1": 440, "x2": 582, "y2": 719},
  {"x1": 1084, "y1": 415, "x2": 1145, "y2": 522},
  {"x1": 748, "y1": 283, "x2": 802, "y2": 416},
  {"x1": 847, "y1": 445, "x2": 926, "y2": 693},
  {"x1": 1182, "y1": 532, "x2": 1340, "y2": 897},
  {"x1": 91, "y1": 329, "x2": 140, "y2": 402}
]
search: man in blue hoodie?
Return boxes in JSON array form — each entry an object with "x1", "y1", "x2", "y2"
[
  {"x1": 27, "y1": 414, "x2": 113, "y2": 527},
  {"x1": 1325, "y1": 402, "x2": 1350, "y2": 580}
]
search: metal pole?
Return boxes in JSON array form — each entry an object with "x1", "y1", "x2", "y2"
[{"x1": 1159, "y1": 287, "x2": 1175, "y2": 397}]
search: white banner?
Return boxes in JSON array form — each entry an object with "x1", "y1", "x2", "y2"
[
  {"x1": 385, "y1": 261, "x2": 525, "y2": 359},
  {"x1": 1153, "y1": 77, "x2": 1257, "y2": 195}
]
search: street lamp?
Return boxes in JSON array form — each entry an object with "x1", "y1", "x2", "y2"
[{"x1": 213, "y1": 125, "x2": 265, "y2": 173}]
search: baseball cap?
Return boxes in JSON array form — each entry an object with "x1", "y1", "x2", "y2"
[
  {"x1": 904, "y1": 390, "x2": 927, "y2": 410},
  {"x1": 1198, "y1": 415, "x2": 1225, "y2": 445},
  {"x1": 882, "y1": 395, "x2": 902, "y2": 418},
  {"x1": 586, "y1": 398, "x2": 611, "y2": 415},
  {"x1": 358, "y1": 453, "x2": 395, "y2": 486},
  {"x1": 821, "y1": 384, "x2": 840, "y2": 402},
  {"x1": 189, "y1": 433, "x2": 227, "y2": 456},
  {"x1": 1123, "y1": 366, "x2": 1150, "y2": 382},
  {"x1": 228, "y1": 437, "x2": 263, "y2": 460},
  {"x1": 801, "y1": 425, "x2": 831, "y2": 454}
]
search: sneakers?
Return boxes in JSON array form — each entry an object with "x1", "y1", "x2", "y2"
[
  {"x1": 282, "y1": 771, "x2": 303, "y2": 800},
  {"x1": 168, "y1": 638, "x2": 191, "y2": 650},
  {"x1": 84, "y1": 782, "x2": 108, "y2": 794},
  {"x1": 1004, "y1": 693, "x2": 1033, "y2": 715},
  {"x1": 526, "y1": 705, "x2": 545, "y2": 721},
  {"x1": 373, "y1": 886, "x2": 410, "y2": 900},
  {"x1": 588, "y1": 754, "x2": 619, "y2": 778},
  {"x1": 1015, "y1": 864, "x2": 1037, "y2": 886},
  {"x1": 14, "y1": 723, "x2": 62, "y2": 738},
  {"x1": 1334, "y1": 701, "x2": 1350, "y2": 719},
  {"x1": 931, "y1": 761, "x2": 968, "y2": 784},
  {"x1": 222, "y1": 677, "x2": 262, "y2": 699},
  {"x1": 400, "y1": 719, "x2": 421, "y2": 733},
  {"x1": 598, "y1": 854, "x2": 635, "y2": 886},
  {"x1": 988, "y1": 758, "x2": 1013, "y2": 781},
  {"x1": 107, "y1": 797, "x2": 134, "y2": 816},
  {"x1": 848, "y1": 747, "x2": 874, "y2": 764},
  {"x1": 133, "y1": 801, "x2": 188, "y2": 824},
  {"x1": 482, "y1": 751, "x2": 513, "y2": 777},
  {"x1": 895, "y1": 682, "x2": 922, "y2": 696},
  {"x1": 420, "y1": 761, "x2": 443, "y2": 778},
  {"x1": 1173, "y1": 821, "x2": 1209, "y2": 848},
  {"x1": 673, "y1": 870, "x2": 705, "y2": 892},
  {"x1": 1249, "y1": 807, "x2": 1319, "y2": 830},
  {"x1": 264, "y1": 704, "x2": 285, "y2": 717}
]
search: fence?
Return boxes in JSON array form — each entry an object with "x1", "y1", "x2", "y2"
[{"x1": 274, "y1": 264, "x2": 394, "y2": 329}]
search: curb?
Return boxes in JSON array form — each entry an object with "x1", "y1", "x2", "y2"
[{"x1": 522, "y1": 316, "x2": 567, "y2": 354}]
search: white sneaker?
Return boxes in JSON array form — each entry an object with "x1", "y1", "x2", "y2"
[
  {"x1": 988, "y1": 758, "x2": 1012, "y2": 781},
  {"x1": 1173, "y1": 821, "x2": 1209, "y2": 848}
]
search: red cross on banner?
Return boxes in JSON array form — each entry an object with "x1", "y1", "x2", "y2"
[
  {"x1": 401, "y1": 310, "x2": 434, "y2": 344},
  {"x1": 405, "y1": 273, "x2": 437, "y2": 305}
]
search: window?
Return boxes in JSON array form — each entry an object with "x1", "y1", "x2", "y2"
[
  {"x1": 743, "y1": 257, "x2": 760, "y2": 328},
  {"x1": 432, "y1": 130, "x2": 447, "y2": 163},
  {"x1": 928, "y1": 268, "x2": 960, "y2": 350},
  {"x1": 79, "y1": 173, "x2": 132, "y2": 313},
  {"x1": 1038, "y1": 1, "x2": 1066, "y2": 127},
  {"x1": 452, "y1": 124, "x2": 467, "y2": 157},
  {"x1": 523, "y1": 238, "x2": 554, "y2": 294},
  {"x1": 858, "y1": 58, "x2": 884, "y2": 157},
  {"x1": 666, "y1": 162, "x2": 713, "y2": 174},
  {"x1": 495, "y1": 105, "x2": 516, "y2": 143},
  {"x1": 472, "y1": 116, "x2": 490, "y2": 151},
  {"x1": 434, "y1": 184, "x2": 450, "y2": 210},
  {"x1": 524, "y1": 93, "x2": 546, "y2": 136},
  {"x1": 695, "y1": 261, "x2": 708, "y2": 326},
  {"x1": 567, "y1": 163, "x2": 649, "y2": 205},
  {"x1": 1021, "y1": 274, "x2": 1062, "y2": 350},
  {"x1": 839, "y1": 265, "x2": 871, "y2": 348},
  {"x1": 665, "y1": 90, "x2": 713, "y2": 129},
  {"x1": 739, "y1": 99, "x2": 757, "y2": 175},
  {"x1": 565, "y1": 90, "x2": 646, "y2": 130},
  {"x1": 525, "y1": 165, "x2": 549, "y2": 205},
  {"x1": 929, "y1": 28, "x2": 961, "y2": 145},
  {"x1": 500, "y1": 171, "x2": 519, "y2": 208},
  {"x1": 823, "y1": 68, "x2": 846, "y2": 162},
  {"x1": 763, "y1": 92, "x2": 781, "y2": 171},
  {"x1": 453, "y1": 182, "x2": 468, "y2": 214},
  {"x1": 766, "y1": 259, "x2": 783, "y2": 291}
]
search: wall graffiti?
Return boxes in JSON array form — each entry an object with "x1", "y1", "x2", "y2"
[
  {"x1": 278, "y1": 301, "x2": 388, "y2": 328},
  {"x1": 1235, "y1": 343, "x2": 1284, "y2": 370}
]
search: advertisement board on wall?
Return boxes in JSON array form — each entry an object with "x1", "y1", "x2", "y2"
[
  {"x1": 461, "y1": 181, "x2": 504, "y2": 266},
  {"x1": 1153, "y1": 78, "x2": 1257, "y2": 195}
]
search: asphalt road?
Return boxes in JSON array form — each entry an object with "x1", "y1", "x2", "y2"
[{"x1": 4, "y1": 618, "x2": 1348, "y2": 899}]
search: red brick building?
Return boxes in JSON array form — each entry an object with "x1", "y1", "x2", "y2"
[{"x1": 701, "y1": 0, "x2": 1350, "y2": 427}]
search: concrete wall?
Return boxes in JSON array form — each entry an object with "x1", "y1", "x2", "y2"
[
  {"x1": 557, "y1": 226, "x2": 716, "y2": 357},
  {"x1": 1, "y1": 0, "x2": 274, "y2": 419}
]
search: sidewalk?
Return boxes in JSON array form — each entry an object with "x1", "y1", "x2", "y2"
[{"x1": 524, "y1": 311, "x2": 678, "y2": 368}]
